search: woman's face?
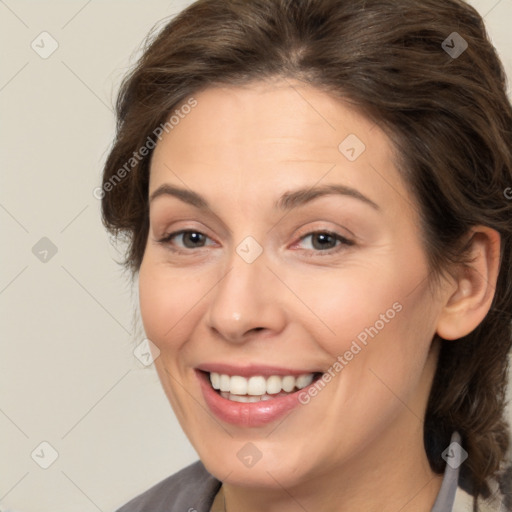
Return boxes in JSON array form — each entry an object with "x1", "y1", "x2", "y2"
[{"x1": 139, "y1": 79, "x2": 446, "y2": 488}]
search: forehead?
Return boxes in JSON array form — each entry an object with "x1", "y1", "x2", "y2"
[
  {"x1": 148, "y1": 79, "x2": 412, "y2": 218},
  {"x1": 153, "y1": 80, "x2": 382, "y2": 162}
]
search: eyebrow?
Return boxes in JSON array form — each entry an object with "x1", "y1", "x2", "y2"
[
  {"x1": 149, "y1": 183, "x2": 379, "y2": 211},
  {"x1": 276, "y1": 184, "x2": 379, "y2": 211},
  {"x1": 150, "y1": 184, "x2": 209, "y2": 209}
]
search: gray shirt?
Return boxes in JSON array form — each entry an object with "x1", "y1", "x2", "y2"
[{"x1": 115, "y1": 432, "x2": 462, "y2": 512}]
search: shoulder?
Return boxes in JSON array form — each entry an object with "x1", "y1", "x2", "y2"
[
  {"x1": 454, "y1": 461, "x2": 512, "y2": 512},
  {"x1": 114, "y1": 460, "x2": 221, "y2": 512}
]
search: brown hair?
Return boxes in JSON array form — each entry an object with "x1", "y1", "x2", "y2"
[{"x1": 101, "y1": 0, "x2": 512, "y2": 508}]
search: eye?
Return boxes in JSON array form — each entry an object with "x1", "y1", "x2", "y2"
[
  {"x1": 158, "y1": 230, "x2": 215, "y2": 251},
  {"x1": 294, "y1": 231, "x2": 354, "y2": 254}
]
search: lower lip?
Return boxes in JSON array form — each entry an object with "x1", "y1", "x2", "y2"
[{"x1": 196, "y1": 370, "x2": 313, "y2": 427}]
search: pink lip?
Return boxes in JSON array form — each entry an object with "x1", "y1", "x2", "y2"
[
  {"x1": 196, "y1": 363, "x2": 318, "y2": 378},
  {"x1": 196, "y1": 369, "x2": 318, "y2": 427}
]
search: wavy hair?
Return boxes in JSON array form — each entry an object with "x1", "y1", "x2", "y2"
[{"x1": 101, "y1": 1, "x2": 512, "y2": 508}]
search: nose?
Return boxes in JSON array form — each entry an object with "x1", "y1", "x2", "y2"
[{"x1": 205, "y1": 250, "x2": 287, "y2": 343}]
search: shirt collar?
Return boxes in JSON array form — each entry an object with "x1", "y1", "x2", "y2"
[
  {"x1": 430, "y1": 430, "x2": 462, "y2": 512},
  {"x1": 210, "y1": 430, "x2": 463, "y2": 512}
]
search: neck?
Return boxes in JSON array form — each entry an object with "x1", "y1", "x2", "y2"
[
  {"x1": 222, "y1": 421, "x2": 443, "y2": 512},
  {"x1": 221, "y1": 339, "x2": 444, "y2": 512}
]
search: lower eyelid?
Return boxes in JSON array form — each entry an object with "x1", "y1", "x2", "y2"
[
  {"x1": 157, "y1": 230, "x2": 218, "y2": 252},
  {"x1": 157, "y1": 229, "x2": 353, "y2": 253},
  {"x1": 295, "y1": 232, "x2": 353, "y2": 247}
]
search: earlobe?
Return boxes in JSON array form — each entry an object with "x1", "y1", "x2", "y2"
[{"x1": 435, "y1": 227, "x2": 501, "y2": 341}]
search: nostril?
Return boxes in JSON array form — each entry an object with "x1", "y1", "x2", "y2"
[{"x1": 247, "y1": 327, "x2": 265, "y2": 335}]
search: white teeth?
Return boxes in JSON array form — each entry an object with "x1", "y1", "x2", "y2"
[
  {"x1": 296, "y1": 374, "x2": 314, "y2": 389},
  {"x1": 230, "y1": 375, "x2": 248, "y2": 395},
  {"x1": 209, "y1": 371, "x2": 316, "y2": 397},
  {"x1": 226, "y1": 394, "x2": 261, "y2": 403},
  {"x1": 219, "y1": 374, "x2": 230, "y2": 392},
  {"x1": 265, "y1": 375, "x2": 281, "y2": 395},
  {"x1": 220, "y1": 391, "x2": 295, "y2": 402},
  {"x1": 248, "y1": 376, "x2": 267, "y2": 395},
  {"x1": 210, "y1": 372, "x2": 220, "y2": 390},
  {"x1": 281, "y1": 375, "x2": 296, "y2": 392}
]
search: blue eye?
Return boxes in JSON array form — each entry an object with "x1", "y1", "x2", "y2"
[
  {"x1": 296, "y1": 231, "x2": 354, "y2": 254},
  {"x1": 158, "y1": 230, "x2": 214, "y2": 249},
  {"x1": 157, "y1": 229, "x2": 354, "y2": 256}
]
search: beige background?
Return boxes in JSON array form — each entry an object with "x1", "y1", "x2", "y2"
[{"x1": 1, "y1": 1, "x2": 511, "y2": 511}]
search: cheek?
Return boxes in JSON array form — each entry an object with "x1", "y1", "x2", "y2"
[
  {"x1": 293, "y1": 264, "x2": 406, "y2": 353},
  {"x1": 138, "y1": 257, "x2": 207, "y2": 349},
  {"x1": 295, "y1": 253, "x2": 434, "y2": 383}
]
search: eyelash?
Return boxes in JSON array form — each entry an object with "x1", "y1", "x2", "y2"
[
  {"x1": 294, "y1": 230, "x2": 355, "y2": 257},
  {"x1": 157, "y1": 229, "x2": 354, "y2": 256}
]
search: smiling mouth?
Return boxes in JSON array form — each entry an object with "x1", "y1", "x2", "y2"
[{"x1": 202, "y1": 371, "x2": 323, "y2": 403}]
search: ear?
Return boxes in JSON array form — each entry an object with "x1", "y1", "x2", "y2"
[{"x1": 436, "y1": 226, "x2": 501, "y2": 340}]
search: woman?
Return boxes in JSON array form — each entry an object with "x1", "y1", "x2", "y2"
[{"x1": 101, "y1": 0, "x2": 512, "y2": 510}]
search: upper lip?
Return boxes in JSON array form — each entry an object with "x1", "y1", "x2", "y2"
[{"x1": 196, "y1": 363, "x2": 321, "y2": 378}]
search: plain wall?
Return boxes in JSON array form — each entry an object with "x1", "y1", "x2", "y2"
[{"x1": 1, "y1": 1, "x2": 511, "y2": 511}]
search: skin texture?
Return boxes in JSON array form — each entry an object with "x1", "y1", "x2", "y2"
[{"x1": 138, "y1": 79, "x2": 500, "y2": 512}]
